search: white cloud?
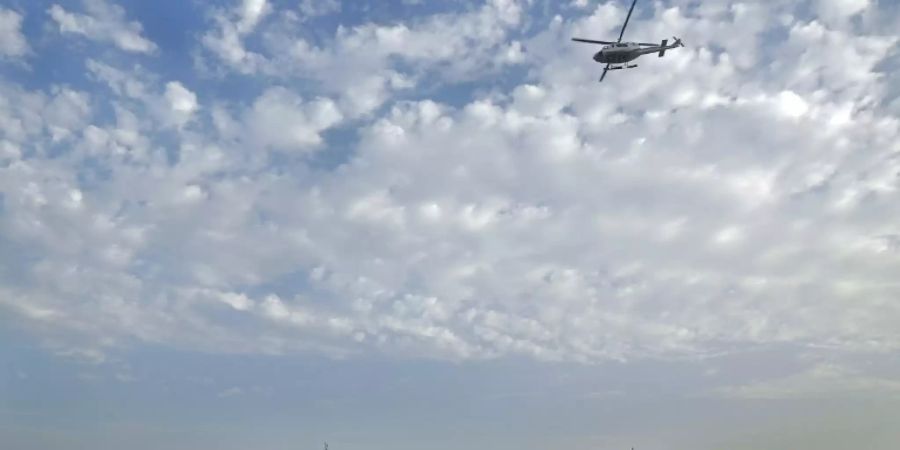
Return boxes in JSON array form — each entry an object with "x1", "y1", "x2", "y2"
[
  {"x1": 47, "y1": 0, "x2": 157, "y2": 54},
  {"x1": 46, "y1": 86, "x2": 93, "y2": 141},
  {"x1": 165, "y1": 82, "x2": 197, "y2": 115},
  {"x1": 85, "y1": 59, "x2": 150, "y2": 99},
  {"x1": 217, "y1": 386, "x2": 244, "y2": 398},
  {"x1": 298, "y1": 0, "x2": 340, "y2": 20},
  {"x1": 200, "y1": 0, "x2": 272, "y2": 73},
  {"x1": 243, "y1": 87, "x2": 343, "y2": 152},
  {"x1": 0, "y1": 8, "x2": 29, "y2": 58},
  {"x1": 0, "y1": 83, "x2": 92, "y2": 145},
  {"x1": 86, "y1": 60, "x2": 205, "y2": 131},
  {"x1": 237, "y1": 0, "x2": 270, "y2": 33},
  {"x1": 219, "y1": 291, "x2": 254, "y2": 311},
  {"x1": 164, "y1": 81, "x2": 198, "y2": 127}
]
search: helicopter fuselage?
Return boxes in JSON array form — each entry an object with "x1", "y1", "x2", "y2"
[
  {"x1": 593, "y1": 42, "x2": 642, "y2": 64},
  {"x1": 593, "y1": 41, "x2": 683, "y2": 65}
]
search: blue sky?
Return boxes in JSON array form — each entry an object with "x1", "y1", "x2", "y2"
[{"x1": 1, "y1": 0, "x2": 900, "y2": 449}]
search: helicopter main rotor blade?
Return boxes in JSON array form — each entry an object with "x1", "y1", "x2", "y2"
[
  {"x1": 617, "y1": 0, "x2": 638, "y2": 43},
  {"x1": 572, "y1": 38, "x2": 617, "y2": 45},
  {"x1": 599, "y1": 64, "x2": 611, "y2": 82}
]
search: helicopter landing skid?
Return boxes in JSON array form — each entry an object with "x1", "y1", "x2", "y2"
[{"x1": 607, "y1": 64, "x2": 638, "y2": 71}]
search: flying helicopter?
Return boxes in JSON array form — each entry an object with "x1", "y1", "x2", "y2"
[{"x1": 572, "y1": 0, "x2": 684, "y2": 82}]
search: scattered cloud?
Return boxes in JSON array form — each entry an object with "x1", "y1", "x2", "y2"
[
  {"x1": 243, "y1": 87, "x2": 343, "y2": 152},
  {"x1": 0, "y1": 8, "x2": 29, "y2": 58},
  {"x1": 200, "y1": 0, "x2": 527, "y2": 116},
  {"x1": 164, "y1": 81, "x2": 199, "y2": 127},
  {"x1": 236, "y1": 0, "x2": 270, "y2": 34},
  {"x1": 217, "y1": 386, "x2": 244, "y2": 398},
  {"x1": 217, "y1": 385, "x2": 272, "y2": 398},
  {"x1": 47, "y1": 0, "x2": 157, "y2": 54},
  {"x1": 200, "y1": 0, "x2": 271, "y2": 73},
  {"x1": 298, "y1": 0, "x2": 340, "y2": 21}
]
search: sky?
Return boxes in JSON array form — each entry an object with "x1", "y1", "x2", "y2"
[{"x1": 0, "y1": 0, "x2": 899, "y2": 449}]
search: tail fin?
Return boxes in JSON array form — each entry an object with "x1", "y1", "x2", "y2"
[{"x1": 658, "y1": 39, "x2": 668, "y2": 57}]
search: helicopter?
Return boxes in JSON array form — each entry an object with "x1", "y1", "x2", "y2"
[{"x1": 572, "y1": 0, "x2": 685, "y2": 82}]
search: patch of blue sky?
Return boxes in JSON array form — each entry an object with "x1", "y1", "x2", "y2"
[
  {"x1": 303, "y1": 125, "x2": 360, "y2": 171},
  {"x1": 114, "y1": 0, "x2": 207, "y2": 84}
]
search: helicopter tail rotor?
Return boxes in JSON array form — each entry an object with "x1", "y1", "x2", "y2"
[{"x1": 659, "y1": 37, "x2": 685, "y2": 57}]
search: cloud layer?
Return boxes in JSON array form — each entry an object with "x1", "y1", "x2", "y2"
[{"x1": 1, "y1": 0, "x2": 899, "y2": 373}]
